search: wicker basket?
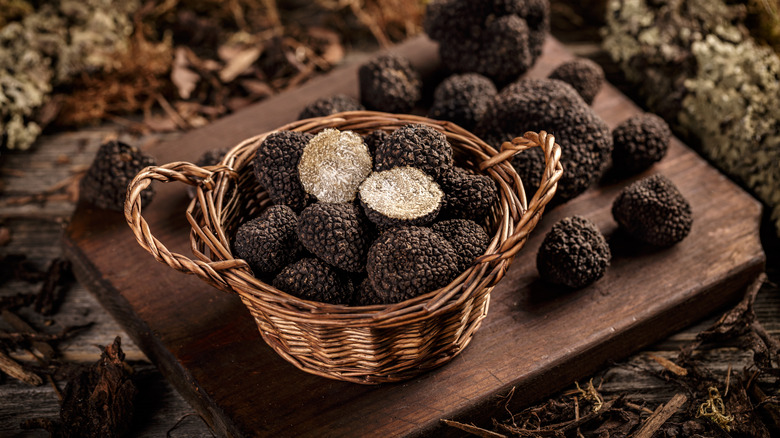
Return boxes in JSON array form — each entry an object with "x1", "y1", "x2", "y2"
[{"x1": 125, "y1": 111, "x2": 562, "y2": 384}]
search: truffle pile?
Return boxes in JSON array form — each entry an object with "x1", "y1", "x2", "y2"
[
  {"x1": 236, "y1": 124, "x2": 497, "y2": 305},
  {"x1": 358, "y1": 54, "x2": 422, "y2": 113}
]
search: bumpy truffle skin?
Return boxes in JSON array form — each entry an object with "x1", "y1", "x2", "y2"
[
  {"x1": 297, "y1": 202, "x2": 373, "y2": 272},
  {"x1": 297, "y1": 94, "x2": 365, "y2": 120},
  {"x1": 611, "y1": 174, "x2": 692, "y2": 246},
  {"x1": 536, "y1": 216, "x2": 611, "y2": 289},
  {"x1": 253, "y1": 130, "x2": 314, "y2": 212},
  {"x1": 548, "y1": 58, "x2": 605, "y2": 105},
  {"x1": 358, "y1": 54, "x2": 422, "y2": 113},
  {"x1": 351, "y1": 276, "x2": 386, "y2": 306},
  {"x1": 375, "y1": 123, "x2": 453, "y2": 182},
  {"x1": 363, "y1": 130, "x2": 389, "y2": 157},
  {"x1": 234, "y1": 205, "x2": 300, "y2": 273},
  {"x1": 80, "y1": 140, "x2": 156, "y2": 211},
  {"x1": 273, "y1": 258, "x2": 355, "y2": 305},
  {"x1": 432, "y1": 219, "x2": 490, "y2": 272},
  {"x1": 366, "y1": 227, "x2": 459, "y2": 303},
  {"x1": 429, "y1": 73, "x2": 497, "y2": 131},
  {"x1": 359, "y1": 166, "x2": 444, "y2": 230},
  {"x1": 477, "y1": 78, "x2": 613, "y2": 202},
  {"x1": 611, "y1": 113, "x2": 671, "y2": 175},
  {"x1": 440, "y1": 167, "x2": 498, "y2": 221}
]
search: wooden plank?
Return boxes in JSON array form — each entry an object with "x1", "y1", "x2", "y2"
[{"x1": 61, "y1": 35, "x2": 765, "y2": 437}]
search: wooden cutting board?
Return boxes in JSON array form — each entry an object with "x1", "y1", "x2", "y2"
[{"x1": 62, "y1": 35, "x2": 765, "y2": 437}]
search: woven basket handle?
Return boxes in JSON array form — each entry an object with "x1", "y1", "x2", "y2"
[
  {"x1": 478, "y1": 131, "x2": 563, "y2": 263},
  {"x1": 124, "y1": 162, "x2": 245, "y2": 291}
]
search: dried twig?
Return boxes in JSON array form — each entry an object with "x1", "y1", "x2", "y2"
[
  {"x1": 441, "y1": 419, "x2": 507, "y2": 438},
  {"x1": 633, "y1": 393, "x2": 688, "y2": 438},
  {"x1": 0, "y1": 350, "x2": 43, "y2": 385}
]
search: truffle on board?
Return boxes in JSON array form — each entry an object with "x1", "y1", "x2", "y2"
[
  {"x1": 477, "y1": 78, "x2": 612, "y2": 203},
  {"x1": 297, "y1": 202, "x2": 373, "y2": 273},
  {"x1": 358, "y1": 54, "x2": 422, "y2": 113},
  {"x1": 79, "y1": 140, "x2": 156, "y2": 211},
  {"x1": 233, "y1": 205, "x2": 300, "y2": 274},
  {"x1": 536, "y1": 216, "x2": 611, "y2": 289},
  {"x1": 439, "y1": 167, "x2": 498, "y2": 221},
  {"x1": 374, "y1": 123, "x2": 453, "y2": 183},
  {"x1": 359, "y1": 166, "x2": 444, "y2": 230},
  {"x1": 611, "y1": 174, "x2": 693, "y2": 246},
  {"x1": 428, "y1": 73, "x2": 497, "y2": 131},
  {"x1": 366, "y1": 226, "x2": 460, "y2": 303},
  {"x1": 548, "y1": 58, "x2": 605, "y2": 105},
  {"x1": 297, "y1": 94, "x2": 365, "y2": 120},
  {"x1": 272, "y1": 257, "x2": 355, "y2": 305},
  {"x1": 432, "y1": 219, "x2": 490, "y2": 272},
  {"x1": 253, "y1": 130, "x2": 314, "y2": 212},
  {"x1": 611, "y1": 113, "x2": 671, "y2": 175},
  {"x1": 298, "y1": 128, "x2": 372, "y2": 203}
]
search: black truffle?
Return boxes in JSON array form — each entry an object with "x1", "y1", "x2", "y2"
[
  {"x1": 424, "y1": 0, "x2": 549, "y2": 84},
  {"x1": 611, "y1": 174, "x2": 692, "y2": 246},
  {"x1": 233, "y1": 205, "x2": 300, "y2": 273},
  {"x1": 297, "y1": 202, "x2": 373, "y2": 272},
  {"x1": 366, "y1": 226, "x2": 459, "y2": 303},
  {"x1": 536, "y1": 216, "x2": 610, "y2": 289},
  {"x1": 298, "y1": 94, "x2": 365, "y2": 120},
  {"x1": 432, "y1": 219, "x2": 490, "y2": 272},
  {"x1": 359, "y1": 166, "x2": 444, "y2": 230},
  {"x1": 363, "y1": 130, "x2": 389, "y2": 157},
  {"x1": 350, "y1": 276, "x2": 386, "y2": 306},
  {"x1": 80, "y1": 140, "x2": 156, "y2": 211},
  {"x1": 439, "y1": 167, "x2": 498, "y2": 221},
  {"x1": 429, "y1": 73, "x2": 497, "y2": 131},
  {"x1": 477, "y1": 78, "x2": 612, "y2": 203},
  {"x1": 374, "y1": 123, "x2": 453, "y2": 182},
  {"x1": 611, "y1": 113, "x2": 671, "y2": 175},
  {"x1": 253, "y1": 130, "x2": 314, "y2": 212},
  {"x1": 273, "y1": 258, "x2": 354, "y2": 305},
  {"x1": 548, "y1": 58, "x2": 605, "y2": 105},
  {"x1": 358, "y1": 54, "x2": 422, "y2": 113}
]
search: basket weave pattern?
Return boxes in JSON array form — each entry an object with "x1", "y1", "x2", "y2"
[{"x1": 125, "y1": 111, "x2": 562, "y2": 384}]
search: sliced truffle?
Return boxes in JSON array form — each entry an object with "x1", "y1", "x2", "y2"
[
  {"x1": 80, "y1": 140, "x2": 156, "y2": 211},
  {"x1": 363, "y1": 130, "x2": 389, "y2": 157},
  {"x1": 548, "y1": 58, "x2": 605, "y2": 105},
  {"x1": 611, "y1": 174, "x2": 692, "y2": 246},
  {"x1": 358, "y1": 54, "x2": 422, "y2": 113},
  {"x1": 298, "y1": 128, "x2": 372, "y2": 203},
  {"x1": 366, "y1": 226, "x2": 459, "y2": 303},
  {"x1": 439, "y1": 167, "x2": 498, "y2": 221},
  {"x1": 253, "y1": 130, "x2": 314, "y2": 212},
  {"x1": 429, "y1": 73, "x2": 497, "y2": 131},
  {"x1": 374, "y1": 123, "x2": 453, "y2": 182},
  {"x1": 477, "y1": 78, "x2": 613, "y2": 203},
  {"x1": 297, "y1": 202, "x2": 373, "y2": 272},
  {"x1": 273, "y1": 257, "x2": 354, "y2": 305},
  {"x1": 611, "y1": 113, "x2": 671, "y2": 175},
  {"x1": 359, "y1": 167, "x2": 444, "y2": 229},
  {"x1": 233, "y1": 205, "x2": 300, "y2": 273},
  {"x1": 432, "y1": 219, "x2": 490, "y2": 272},
  {"x1": 536, "y1": 216, "x2": 610, "y2": 289},
  {"x1": 298, "y1": 94, "x2": 365, "y2": 120}
]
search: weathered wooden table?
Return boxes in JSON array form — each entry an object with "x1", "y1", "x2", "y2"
[{"x1": 1, "y1": 36, "x2": 778, "y2": 437}]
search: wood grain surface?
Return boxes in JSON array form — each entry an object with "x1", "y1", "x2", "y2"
[{"x1": 59, "y1": 35, "x2": 765, "y2": 437}]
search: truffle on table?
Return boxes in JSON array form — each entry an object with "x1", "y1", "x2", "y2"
[
  {"x1": 548, "y1": 58, "x2": 605, "y2": 105},
  {"x1": 233, "y1": 205, "x2": 300, "y2": 274},
  {"x1": 439, "y1": 166, "x2": 498, "y2": 221},
  {"x1": 611, "y1": 113, "x2": 671, "y2": 175},
  {"x1": 272, "y1": 258, "x2": 354, "y2": 305},
  {"x1": 432, "y1": 219, "x2": 490, "y2": 272},
  {"x1": 611, "y1": 174, "x2": 692, "y2": 246},
  {"x1": 374, "y1": 123, "x2": 453, "y2": 183},
  {"x1": 366, "y1": 226, "x2": 460, "y2": 303},
  {"x1": 428, "y1": 73, "x2": 497, "y2": 131},
  {"x1": 253, "y1": 130, "x2": 314, "y2": 212},
  {"x1": 359, "y1": 166, "x2": 444, "y2": 230},
  {"x1": 297, "y1": 94, "x2": 365, "y2": 120},
  {"x1": 358, "y1": 54, "x2": 421, "y2": 113},
  {"x1": 79, "y1": 140, "x2": 156, "y2": 211},
  {"x1": 297, "y1": 202, "x2": 373, "y2": 273},
  {"x1": 536, "y1": 216, "x2": 611, "y2": 289}
]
